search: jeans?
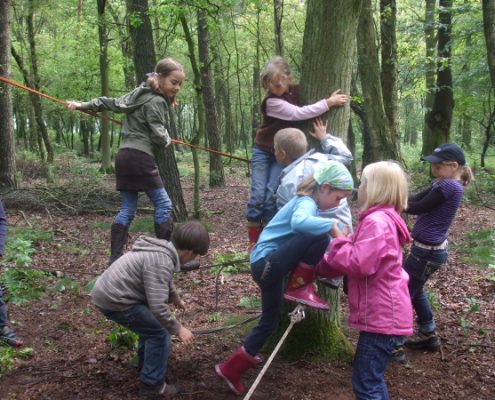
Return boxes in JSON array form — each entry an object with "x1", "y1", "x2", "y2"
[
  {"x1": 0, "y1": 285, "x2": 7, "y2": 328},
  {"x1": 243, "y1": 233, "x2": 329, "y2": 356},
  {"x1": 100, "y1": 304, "x2": 172, "y2": 386},
  {"x1": 404, "y1": 244, "x2": 448, "y2": 333},
  {"x1": 246, "y1": 147, "x2": 283, "y2": 224},
  {"x1": 114, "y1": 187, "x2": 172, "y2": 226},
  {"x1": 352, "y1": 332, "x2": 402, "y2": 400}
]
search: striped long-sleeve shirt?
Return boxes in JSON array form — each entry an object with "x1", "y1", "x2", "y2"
[{"x1": 91, "y1": 235, "x2": 181, "y2": 334}]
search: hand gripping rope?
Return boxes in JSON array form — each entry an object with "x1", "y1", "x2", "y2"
[
  {"x1": 242, "y1": 304, "x2": 306, "y2": 400},
  {"x1": 0, "y1": 75, "x2": 251, "y2": 165}
]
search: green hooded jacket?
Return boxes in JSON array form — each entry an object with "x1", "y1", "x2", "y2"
[{"x1": 80, "y1": 82, "x2": 171, "y2": 157}]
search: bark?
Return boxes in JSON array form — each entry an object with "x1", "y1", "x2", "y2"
[
  {"x1": 198, "y1": 10, "x2": 224, "y2": 187},
  {"x1": 0, "y1": 0, "x2": 17, "y2": 189},
  {"x1": 424, "y1": 0, "x2": 454, "y2": 150},
  {"x1": 421, "y1": 0, "x2": 438, "y2": 156},
  {"x1": 357, "y1": 0, "x2": 399, "y2": 165},
  {"x1": 277, "y1": 0, "x2": 364, "y2": 361},
  {"x1": 483, "y1": 0, "x2": 495, "y2": 91},
  {"x1": 97, "y1": 0, "x2": 113, "y2": 173},
  {"x1": 273, "y1": 0, "x2": 284, "y2": 56},
  {"x1": 126, "y1": 0, "x2": 187, "y2": 221},
  {"x1": 380, "y1": 0, "x2": 400, "y2": 150}
]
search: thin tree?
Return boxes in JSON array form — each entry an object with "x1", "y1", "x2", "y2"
[
  {"x1": 0, "y1": 0, "x2": 17, "y2": 189},
  {"x1": 273, "y1": 0, "x2": 284, "y2": 56}
]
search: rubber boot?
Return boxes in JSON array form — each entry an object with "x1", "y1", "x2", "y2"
[
  {"x1": 155, "y1": 220, "x2": 173, "y2": 241},
  {"x1": 108, "y1": 223, "x2": 129, "y2": 266},
  {"x1": 283, "y1": 263, "x2": 330, "y2": 310},
  {"x1": 0, "y1": 326, "x2": 23, "y2": 348},
  {"x1": 215, "y1": 346, "x2": 262, "y2": 395},
  {"x1": 247, "y1": 223, "x2": 263, "y2": 253}
]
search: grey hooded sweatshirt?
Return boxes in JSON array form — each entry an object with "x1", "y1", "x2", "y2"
[
  {"x1": 91, "y1": 235, "x2": 181, "y2": 335},
  {"x1": 80, "y1": 83, "x2": 171, "y2": 157}
]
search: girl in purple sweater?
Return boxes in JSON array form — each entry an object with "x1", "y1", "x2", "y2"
[{"x1": 399, "y1": 143, "x2": 473, "y2": 356}]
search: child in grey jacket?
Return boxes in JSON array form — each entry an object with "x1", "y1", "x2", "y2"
[{"x1": 91, "y1": 221, "x2": 209, "y2": 399}]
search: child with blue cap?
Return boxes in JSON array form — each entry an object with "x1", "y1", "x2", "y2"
[{"x1": 215, "y1": 160, "x2": 353, "y2": 395}]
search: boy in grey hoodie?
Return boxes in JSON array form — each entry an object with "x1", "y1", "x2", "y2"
[{"x1": 91, "y1": 221, "x2": 209, "y2": 399}]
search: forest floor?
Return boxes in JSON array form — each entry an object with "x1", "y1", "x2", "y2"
[{"x1": 1, "y1": 166, "x2": 494, "y2": 400}]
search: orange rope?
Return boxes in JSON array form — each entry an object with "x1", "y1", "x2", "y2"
[{"x1": 0, "y1": 75, "x2": 251, "y2": 164}]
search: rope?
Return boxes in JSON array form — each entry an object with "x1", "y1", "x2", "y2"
[
  {"x1": 0, "y1": 75, "x2": 251, "y2": 164},
  {"x1": 192, "y1": 313, "x2": 260, "y2": 335},
  {"x1": 242, "y1": 304, "x2": 306, "y2": 400}
]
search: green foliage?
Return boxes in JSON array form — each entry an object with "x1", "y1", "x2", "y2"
[
  {"x1": 455, "y1": 228, "x2": 495, "y2": 267},
  {"x1": 52, "y1": 277, "x2": 80, "y2": 294},
  {"x1": 210, "y1": 252, "x2": 249, "y2": 277},
  {"x1": 239, "y1": 296, "x2": 261, "y2": 308},
  {"x1": 427, "y1": 290, "x2": 441, "y2": 313},
  {"x1": 3, "y1": 238, "x2": 34, "y2": 267},
  {"x1": 0, "y1": 268, "x2": 50, "y2": 305},
  {"x1": 207, "y1": 311, "x2": 222, "y2": 323},
  {"x1": 85, "y1": 276, "x2": 99, "y2": 292},
  {"x1": 459, "y1": 297, "x2": 482, "y2": 337},
  {"x1": 128, "y1": 218, "x2": 154, "y2": 234},
  {"x1": 107, "y1": 326, "x2": 138, "y2": 350},
  {"x1": 0, "y1": 347, "x2": 34, "y2": 378}
]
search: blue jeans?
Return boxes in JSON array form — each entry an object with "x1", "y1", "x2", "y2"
[
  {"x1": 100, "y1": 305, "x2": 172, "y2": 386},
  {"x1": 352, "y1": 332, "x2": 402, "y2": 400},
  {"x1": 404, "y1": 244, "x2": 448, "y2": 333},
  {"x1": 246, "y1": 147, "x2": 283, "y2": 224},
  {"x1": 243, "y1": 233, "x2": 329, "y2": 356},
  {"x1": 114, "y1": 187, "x2": 172, "y2": 226},
  {"x1": 0, "y1": 285, "x2": 7, "y2": 328}
]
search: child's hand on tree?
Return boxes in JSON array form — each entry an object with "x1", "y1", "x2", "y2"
[
  {"x1": 310, "y1": 118, "x2": 328, "y2": 142},
  {"x1": 326, "y1": 89, "x2": 349, "y2": 108},
  {"x1": 177, "y1": 326, "x2": 194, "y2": 345}
]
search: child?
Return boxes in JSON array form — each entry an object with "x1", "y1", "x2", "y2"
[
  {"x1": 0, "y1": 198, "x2": 23, "y2": 347},
  {"x1": 402, "y1": 143, "x2": 473, "y2": 352},
  {"x1": 68, "y1": 58, "x2": 186, "y2": 266},
  {"x1": 274, "y1": 119, "x2": 354, "y2": 289},
  {"x1": 216, "y1": 160, "x2": 354, "y2": 395},
  {"x1": 91, "y1": 221, "x2": 209, "y2": 399},
  {"x1": 246, "y1": 56, "x2": 349, "y2": 249},
  {"x1": 316, "y1": 161, "x2": 412, "y2": 400}
]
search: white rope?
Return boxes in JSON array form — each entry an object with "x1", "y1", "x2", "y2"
[{"x1": 242, "y1": 304, "x2": 306, "y2": 400}]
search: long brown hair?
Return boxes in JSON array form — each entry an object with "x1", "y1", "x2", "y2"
[{"x1": 147, "y1": 57, "x2": 184, "y2": 103}]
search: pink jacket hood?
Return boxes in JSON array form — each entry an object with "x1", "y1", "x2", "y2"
[{"x1": 317, "y1": 205, "x2": 413, "y2": 335}]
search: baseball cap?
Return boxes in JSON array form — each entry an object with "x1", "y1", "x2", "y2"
[
  {"x1": 313, "y1": 160, "x2": 354, "y2": 191},
  {"x1": 422, "y1": 143, "x2": 466, "y2": 166}
]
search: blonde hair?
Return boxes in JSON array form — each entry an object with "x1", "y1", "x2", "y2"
[
  {"x1": 148, "y1": 57, "x2": 184, "y2": 103},
  {"x1": 440, "y1": 161, "x2": 474, "y2": 187},
  {"x1": 296, "y1": 175, "x2": 319, "y2": 197},
  {"x1": 260, "y1": 56, "x2": 291, "y2": 91},
  {"x1": 360, "y1": 161, "x2": 408, "y2": 212},
  {"x1": 274, "y1": 128, "x2": 308, "y2": 162}
]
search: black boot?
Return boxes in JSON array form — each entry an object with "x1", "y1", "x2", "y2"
[
  {"x1": 108, "y1": 223, "x2": 129, "y2": 266},
  {"x1": 154, "y1": 220, "x2": 173, "y2": 241}
]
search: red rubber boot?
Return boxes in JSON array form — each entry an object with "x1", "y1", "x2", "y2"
[
  {"x1": 247, "y1": 224, "x2": 263, "y2": 253},
  {"x1": 215, "y1": 346, "x2": 261, "y2": 395},
  {"x1": 283, "y1": 263, "x2": 330, "y2": 310}
]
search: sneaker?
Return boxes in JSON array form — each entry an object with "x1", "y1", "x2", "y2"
[
  {"x1": 405, "y1": 331, "x2": 441, "y2": 351},
  {"x1": 139, "y1": 382, "x2": 179, "y2": 399},
  {"x1": 0, "y1": 326, "x2": 23, "y2": 348},
  {"x1": 390, "y1": 346, "x2": 407, "y2": 363}
]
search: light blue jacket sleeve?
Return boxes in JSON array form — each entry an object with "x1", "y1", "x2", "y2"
[
  {"x1": 320, "y1": 134, "x2": 353, "y2": 166},
  {"x1": 290, "y1": 197, "x2": 334, "y2": 235}
]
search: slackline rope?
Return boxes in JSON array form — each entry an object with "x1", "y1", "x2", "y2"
[
  {"x1": 0, "y1": 75, "x2": 251, "y2": 164},
  {"x1": 243, "y1": 304, "x2": 306, "y2": 400}
]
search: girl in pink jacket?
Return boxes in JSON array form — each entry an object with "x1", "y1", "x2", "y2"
[{"x1": 317, "y1": 161, "x2": 412, "y2": 400}]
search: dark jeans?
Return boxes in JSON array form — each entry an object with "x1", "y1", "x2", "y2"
[
  {"x1": 100, "y1": 304, "x2": 171, "y2": 386},
  {"x1": 0, "y1": 285, "x2": 7, "y2": 328},
  {"x1": 404, "y1": 244, "x2": 448, "y2": 333},
  {"x1": 352, "y1": 332, "x2": 402, "y2": 400},
  {"x1": 243, "y1": 233, "x2": 329, "y2": 356}
]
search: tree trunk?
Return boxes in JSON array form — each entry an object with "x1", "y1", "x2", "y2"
[
  {"x1": 273, "y1": 0, "x2": 284, "y2": 56},
  {"x1": 482, "y1": 0, "x2": 495, "y2": 91},
  {"x1": 97, "y1": 0, "x2": 113, "y2": 172},
  {"x1": 424, "y1": 0, "x2": 454, "y2": 149},
  {"x1": 421, "y1": 0, "x2": 438, "y2": 156},
  {"x1": 277, "y1": 0, "x2": 363, "y2": 361},
  {"x1": 0, "y1": 0, "x2": 17, "y2": 190},
  {"x1": 126, "y1": 0, "x2": 187, "y2": 221},
  {"x1": 198, "y1": 10, "x2": 224, "y2": 187},
  {"x1": 380, "y1": 0, "x2": 400, "y2": 150},
  {"x1": 358, "y1": 0, "x2": 399, "y2": 166}
]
